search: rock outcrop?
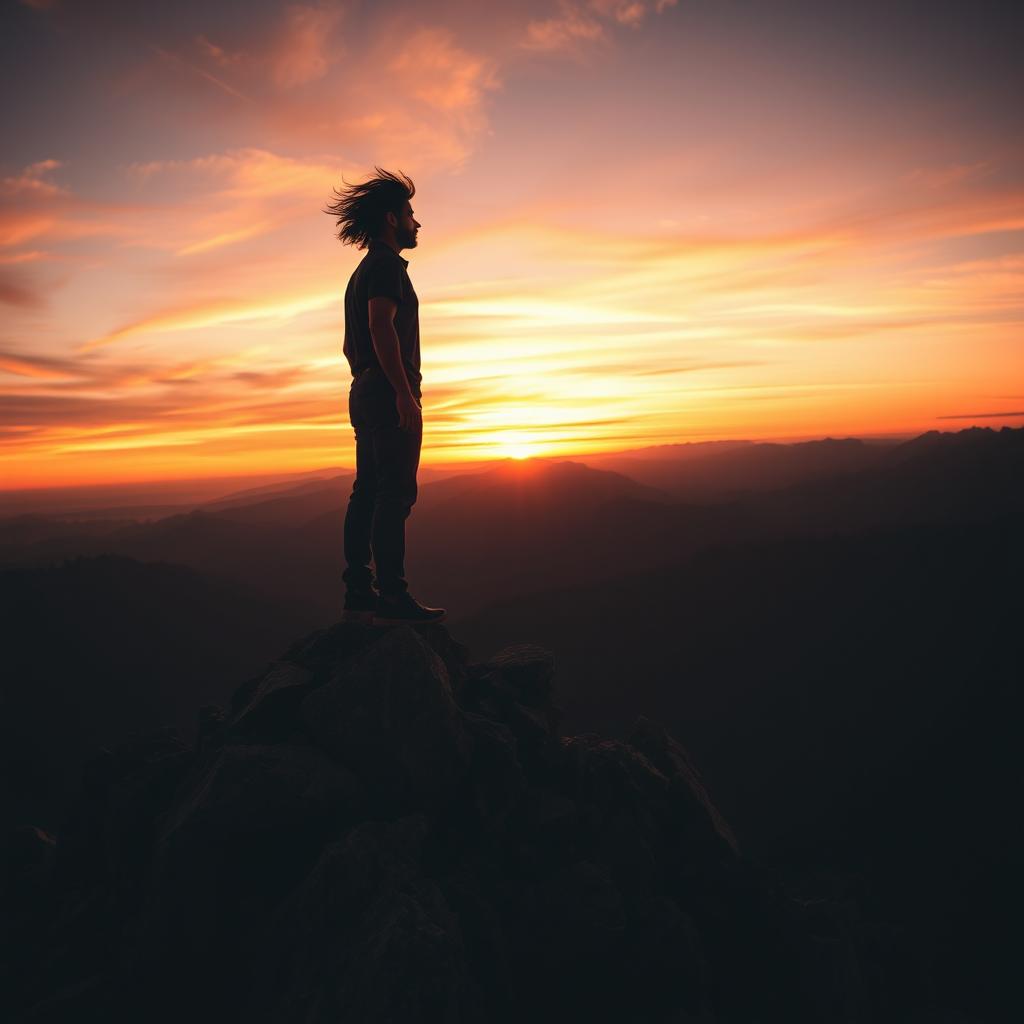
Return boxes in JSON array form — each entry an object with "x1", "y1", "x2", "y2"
[{"x1": 2, "y1": 623, "x2": 888, "y2": 1023}]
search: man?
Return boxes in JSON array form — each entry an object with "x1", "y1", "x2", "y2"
[{"x1": 326, "y1": 167, "x2": 445, "y2": 625}]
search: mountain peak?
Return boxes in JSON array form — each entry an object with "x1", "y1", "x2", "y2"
[{"x1": 4, "y1": 620, "x2": 872, "y2": 1022}]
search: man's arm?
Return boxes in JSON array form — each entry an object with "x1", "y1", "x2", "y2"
[{"x1": 369, "y1": 296, "x2": 421, "y2": 430}]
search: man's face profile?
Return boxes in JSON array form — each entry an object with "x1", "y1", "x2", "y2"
[{"x1": 389, "y1": 200, "x2": 420, "y2": 249}]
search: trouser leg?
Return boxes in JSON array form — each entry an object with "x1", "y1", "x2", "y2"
[
  {"x1": 342, "y1": 423, "x2": 377, "y2": 593},
  {"x1": 370, "y1": 418, "x2": 422, "y2": 596}
]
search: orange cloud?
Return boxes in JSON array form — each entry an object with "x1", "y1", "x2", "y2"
[
  {"x1": 522, "y1": 2, "x2": 605, "y2": 53},
  {"x1": 0, "y1": 350, "x2": 80, "y2": 380},
  {"x1": 903, "y1": 161, "x2": 991, "y2": 190},
  {"x1": 124, "y1": 148, "x2": 355, "y2": 255},
  {"x1": 187, "y1": 2, "x2": 346, "y2": 91},
  {"x1": 1, "y1": 159, "x2": 67, "y2": 197},
  {"x1": 78, "y1": 290, "x2": 337, "y2": 352},
  {"x1": 0, "y1": 250, "x2": 47, "y2": 264},
  {"x1": 390, "y1": 27, "x2": 501, "y2": 114},
  {"x1": 522, "y1": 0, "x2": 677, "y2": 54},
  {"x1": 271, "y1": 3, "x2": 345, "y2": 88}
]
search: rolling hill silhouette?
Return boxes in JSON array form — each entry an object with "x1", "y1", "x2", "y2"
[
  {"x1": 0, "y1": 555, "x2": 313, "y2": 830},
  {"x1": 582, "y1": 435, "x2": 892, "y2": 500}
]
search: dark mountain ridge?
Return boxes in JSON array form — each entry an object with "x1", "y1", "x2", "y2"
[{"x1": 0, "y1": 555, "x2": 315, "y2": 830}]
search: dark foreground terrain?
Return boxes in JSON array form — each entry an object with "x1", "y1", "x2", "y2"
[{"x1": 1, "y1": 623, "x2": 961, "y2": 1023}]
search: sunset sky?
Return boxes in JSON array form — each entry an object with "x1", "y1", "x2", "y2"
[{"x1": 2, "y1": 0, "x2": 1023, "y2": 488}]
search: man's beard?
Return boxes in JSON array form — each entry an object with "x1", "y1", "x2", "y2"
[{"x1": 397, "y1": 226, "x2": 417, "y2": 248}]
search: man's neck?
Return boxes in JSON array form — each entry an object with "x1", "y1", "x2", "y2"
[{"x1": 373, "y1": 236, "x2": 402, "y2": 256}]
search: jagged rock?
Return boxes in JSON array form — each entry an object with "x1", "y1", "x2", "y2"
[
  {"x1": 227, "y1": 661, "x2": 314, "y2": 739},
  {"x1": 123, "y1": 742, "x2": 363, "y2": 1007},
  {"x1": 460, "y1": 644, "x2": 562, "y2": 777},
  {"x1": 160, "y1": 742, "x2": 362, "y2": 839},
  {"x1": 277, "y1": 621, "x2": 384, "y2": 677},
  {"x1": 459, "y1": 712, "x2": 525, "y2": 829},
  {"x1": 416, "y1": 624, "x2": 474, "y2": 691},
  {"x1": 629, "y1": 715, "x2": 740, "y2": 856},
  {"x1": 472, "y1": 642, "x2": 555, "y2": 707},
  {"x1": 243, "y1": 815, "x2": 481, "y2": 1023},
  {"x1": 299, "y1": 627, "x2": 469, "y2": 810},
  {"x1": 4, "y1": 621, "x2": 901, "y2": 1024},
  {"x1": 279, "y1": 621, "x2": 472, "y2": 694}
]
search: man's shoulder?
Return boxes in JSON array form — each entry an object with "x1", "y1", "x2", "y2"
[{"x1": 349, "y1": 247, "x2": 389, "y2": 281}]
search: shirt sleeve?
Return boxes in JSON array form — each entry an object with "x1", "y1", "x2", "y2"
[{"x1": 365, "y1": 257, "x2": 404, "y2": 305}]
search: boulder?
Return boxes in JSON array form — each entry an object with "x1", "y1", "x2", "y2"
[
  {"x1": 460, "y1": 643, "x2": 562, "y2": 775},
  {"x1": 629, "y1": 715, "x2": 740, "y2": 857},
  {"x1": 227, "y1": 661, "x2": 315, "y2": 740},
  {"x1": 124, "y1": 742, "x2": 362, "y2": 1004},
  {"x1": 472, "y1": 643, "x2": 555, "y2": 708},
  {"x1": 299, "y1": 627, "x2": 469, "y2": 810},
  {"x1": 459, "y1": 712, "x2": 525, "y2": 830},
  {"x1": 243, "y1": 815, "x2": 481, "y2": 1023}
]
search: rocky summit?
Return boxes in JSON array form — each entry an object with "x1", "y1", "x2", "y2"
[{"x1": 3, "y1": 623, "x2": 901, "y2": 1023}]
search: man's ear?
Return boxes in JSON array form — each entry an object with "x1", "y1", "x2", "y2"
[{"x1": 385, "y1": 211, "x2": 397, "y2": 228}]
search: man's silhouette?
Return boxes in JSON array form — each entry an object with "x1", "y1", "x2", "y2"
[{"x1": 326, "y1": 168, "x2": 445, "y2": 625}]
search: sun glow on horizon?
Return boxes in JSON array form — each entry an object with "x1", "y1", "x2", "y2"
[{"x1": 489, "y1": 431, "x2": 541, "y2": 461}]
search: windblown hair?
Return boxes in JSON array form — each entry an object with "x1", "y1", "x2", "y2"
[{"x1": 324, "y1": 167, "x2": 416, "y2": 249}]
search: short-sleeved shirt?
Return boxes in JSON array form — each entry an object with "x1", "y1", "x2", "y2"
[{"x1": 343, "y1": 240, "x2": 421, "y2": 398}]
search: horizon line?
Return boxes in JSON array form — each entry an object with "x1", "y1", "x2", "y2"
[{"x1": 3, "y1": 422, "x2": 1019, "y2": 498}]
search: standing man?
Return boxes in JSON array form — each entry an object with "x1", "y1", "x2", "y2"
[{"x1": 326, "y1": 168, "x2": 446, "y2": 625}]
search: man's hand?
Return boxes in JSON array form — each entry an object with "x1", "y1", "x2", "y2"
[{"x1": 396, "y1": 391, "x2": 422, "y2": 432}]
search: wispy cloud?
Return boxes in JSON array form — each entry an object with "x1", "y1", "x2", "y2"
[
  {"x1": 522, "y1": 0, "x2": 677, "y2": 54},
  {"x1": 0, "y1": 348, "x2": 82, "y2": 380},
  {"x1": 78, "y1": 289, "x2": 337, "y2": 352},
  {"x1": 1, "y1": 159, "x2": 67, "y2": 197},
  {"x1": 937, "y1": 410, "x2": 1024, "y2": 420}
]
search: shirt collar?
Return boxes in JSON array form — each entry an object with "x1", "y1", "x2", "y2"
[{"x1": 369, "y1": 239, "x2": 408, "y2": 268}]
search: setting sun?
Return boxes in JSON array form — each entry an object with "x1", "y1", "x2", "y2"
[{"x1": 497, "y1": 443, "x2": 534, "y2": 461}]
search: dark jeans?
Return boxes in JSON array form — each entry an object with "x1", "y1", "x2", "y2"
[{"x1": 342, "y1": 370, "x2": 422, "y2": 596}]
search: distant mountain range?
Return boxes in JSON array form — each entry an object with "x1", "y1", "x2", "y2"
[{"x1": 2, "y1": 426, "x2": 1020, "y2": 615}]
